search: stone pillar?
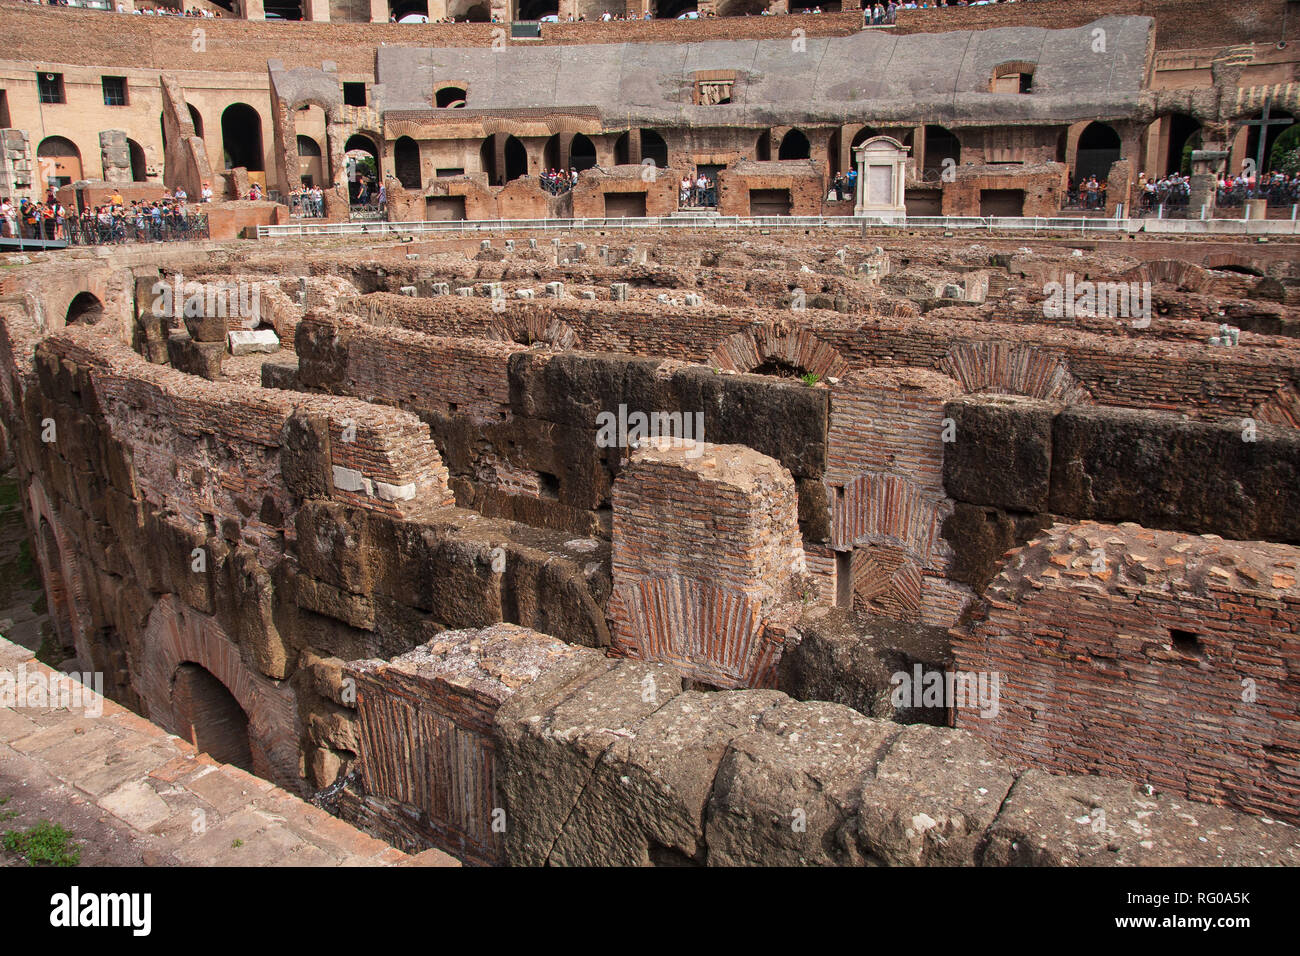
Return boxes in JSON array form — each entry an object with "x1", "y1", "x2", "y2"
[
  {"x1": 1189, "y1": 147, "x2": 1229, "y2": 218},
  {"x1": 627, "y1": 128, "x2": 642, "y2": 166},
  {"x1": 608, "y1": 438, "x2": 807, "y2": 689},
  {"x1": 99, "y1": 130, "x2": 132, "y2": 183},
  {"x1": 242, "y1": 0, "x2": 265, "y2": 19},
  {"x1": 304, "y1": 0, "x2": 330, "y2": 19},
  {"x1": 370, "y1": 0, "x2": 388, "y2": 20},
  {"x1": 0, "y1": 130, "x2": 33, "y2": 200}
]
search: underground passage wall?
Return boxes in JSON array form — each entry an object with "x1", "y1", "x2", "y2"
[{"x1": 1, "y1": 236, "x2": 1298, "y2": 864}]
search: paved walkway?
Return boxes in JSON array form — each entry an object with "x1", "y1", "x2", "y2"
[{"x1": 0, "y1": 635, "x2": 456, "y2": 867}]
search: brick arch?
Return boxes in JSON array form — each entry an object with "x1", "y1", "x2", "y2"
[
  {"x1": 26, "y1": 477, "x2": 94, "y2": 665},
  {"x1": 285, "y1": 95, "x2": 344, "y2": 126},
  {"x1": 940, "y1": 342, "x2": 1093, "y2": 404},
  {"x1": 832, "y1": 473, "x2": 951, "y2": 568},
  {"x1": 485, "y1": 313, "x2": 581, "y2": 350},
  {"x1": 139, "y1": 595, "x2": 301, "y2": 790},
  {"x1": 1254, "y1": 384, "x2": 1300, "y2": 429},
  {"x1": 1120, "y1": 259, "x2": 1211, "y2": 292},
  {"x1": 707, "y1": 322, "x2": 849, "y2": 379},
  {"x1": 608, "y1": 576, "x2": 781, "y2": 689},
  {"x1": 1203, "y1": 252, "x2": 1266, "y2": 277}
]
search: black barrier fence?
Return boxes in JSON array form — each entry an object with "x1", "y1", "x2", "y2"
[{"x1": 59, "y1": 212, "x2": 211, "y2": 245}]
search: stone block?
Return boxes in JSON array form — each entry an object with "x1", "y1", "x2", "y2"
[{"x1": 943, "y1": 395, "x2": 1054, "y2": 512}]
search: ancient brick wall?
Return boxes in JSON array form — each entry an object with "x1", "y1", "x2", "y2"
[
  {"x1": 293, "y1": 312, "x2": 829, "y2": 539},
  {"x1": 344, "y1": 289, "x2": 1300, "y2": 425},
  {"x1": 718, "y1": 161, "x2": 828, "y2": 217},
  {"x1": 824, "y1": 368, "x2": 972, "y2": 628},
  {"x1": 894, "y1": 0, "x2": 1300, "y2": 51},
  {"x1": 347, "y1": 623, "x2": 587, "y2": 864},
  {"x1": 0, "y1": 5, "x2": 860, "y2": 74},
  {"x1": 941, "y1": 164, "x2": 1068, "y2": 218},
  {"x1": 608, "y1": 439, "x2": 806, "y2": 688},
  {"x1": 954, "y1": 523, "x2": 1300, "y2": 823},
  {"x1": 339, "y1": 621, "x2": 1300, "y2": 865}
]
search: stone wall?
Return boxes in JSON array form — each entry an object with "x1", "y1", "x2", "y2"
[
  {"x1": 954, "y1": 523, "x2": 1300, "y2": 824},
  {"x1": 343, "y1": 622, "x2": 1300, "y2": 865}
]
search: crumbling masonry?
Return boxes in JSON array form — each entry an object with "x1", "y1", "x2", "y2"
[{"x1": 1, "y1": 228, "x2": 1298, "y2": 865}]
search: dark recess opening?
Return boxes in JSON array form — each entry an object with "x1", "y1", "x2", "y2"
[{"x1": 1170, "y1": 628, "x2": 1203, "y2": 656}]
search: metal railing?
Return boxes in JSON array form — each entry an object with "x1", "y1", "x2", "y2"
[
  {"x1": 257, "y1": 212, "x2": 1300, "y2": 239},
  {"x1": 64, "y1": 212, "x2": 210, "y2": 245}
]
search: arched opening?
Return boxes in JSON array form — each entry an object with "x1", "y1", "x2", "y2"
[
  {"x1": 448, "y1": 0, "x2": 490, "y2": 20},
  {"x1": 171, "y1": 663, "x2": 254, "y2": 773},
  {"x1": 1075, "y1": 121, "x2": 1121, "y2": 183},
  {"x1": 612, "y1": 129, "x2": 669, "y2": 168},
  {"x1": 394, "y1": 136, "x2": 422, "y2": 189},
  {"x1": 542, "y1": 133, "x2": 561, "y2": 173},
  {"x1": 390, "y1": 0, "x2": 429, "y2": 18},
  {"x1": 1212, "y1": 263, "x2": 1265, "y2": 277},
  {"x1": 188, "y1": 105, "x2": 204, "y2": 139},
  {"x1": 778, "y1": 128, "x2": 811, "y2": 161},
  {"x1": 850, "y1": 126, "x2": 879, "y2": 150},
  {"x1": 221, "y1": 103, "x2": 264, "y2": 172},
  {"x1": 35, "y1": 136, "x2": 82, "y2": 191},
  {"x1": 344, "y1": 133, "x2": 380, "y2": 203},
  {"x1": 641, "y1": 129, "x2": 669, "y2": 169},
  {"x1": 435, "y1": 86, "x2": 467, "y2": 109},
  {"x1": 262, "y1": 0, "x2": 303, "y2": 19},
  {"x1": 756, "y1": 131, "x2": 771, "y2": 161},
  {"x1": 293, "y1": 103, "x2": 330, "y2": 187},
  {"x1": 656, "y1": 0, "x2": 697, "y2": 17},
  {"x1": 480, "y1": 134, "x2": 529, "y2": 185},
  {"x1": 923, "y1": 125, "x2": 961, "y2": 178},
  {"x1": 1164, "y1": 113, "x2": 1200, "y2": 176},
  {"x1": 570, "y1": 133, "x2": 598, "y2": 171},
  {"x1": 1244, "y1": 108, "x2": 1296, "y2": 173},
  {"x1": 715, "y1": 0, "x2": 766, "y2": 13},
  {"x1": 66, "y1": 291, "x2": 104, "y2": 325},
  {"x1": 827, "y1": 128, "x2": 841, "y2": 177},
  {"x1": 517, "y1": 0, "x2": 558, "y2": 17},
  {"x1": 127, "y1": 139, "x2": 148, "y2": 182},
  {"x1": 296, "y1": 134, "x2": 323, "y2": 187}
]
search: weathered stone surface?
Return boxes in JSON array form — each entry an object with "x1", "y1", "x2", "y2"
[
  {"x1": 549, "y1": 689, "x2": 786, "y2": 866},
  {"x1": 855, "y1": 724, "x2": 1015, "y2": 865},
  {"x1": 228, "y1": 329, "x2": 281, "y2": 356},
  {"x1": 279, "y1": 410, "x2": 334, "y2": 499},
  {"x1": 705, "y1": 699, "x2": 899, "y2": 865},
  {"x1": 494, "y1": 658, "x2": 681, "y2": 866},
  {"x1": 166, "y1": 332, "x2": 223, "y2": 380},
  {"x1": 981, "y1": 770, "x2": 1300, "y2": 866},
  {"x1": 1050, "y1": 406, "x2": 1300, "y2": 543},
  {"x1": 944, "y1": 395, "x2": 1054, "y2": 512}
]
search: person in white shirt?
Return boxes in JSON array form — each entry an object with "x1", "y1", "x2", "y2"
[{"x1": 201, "y1": 182, "x2": 213, "y2": 202}]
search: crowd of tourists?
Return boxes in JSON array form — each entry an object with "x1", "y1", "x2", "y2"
[
  {"x1": 1065, "y1": 174, "x2": 1108, "y2": 211},
  {"x1": 19, "y1": 1, "x2": 230, "y2": 15},
  {"x1": 1138, "y1": 172, "x2": 1191, "y2": 211},
  {"x1": 541, "y1": 168, "x2": 579, "y2": 195},
  {"x1": 1216, "y1": 168, "x2": 1300, "y2": 207},
  {"x1": 288, "y1": 184, "x2": 326, "y2": 217},
  {"x1": 679, "y1": 171, "x2": 716, "y2": 207},
  {"x1": 2, "y1": 191, "x2": 206, "y2": 244}
]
